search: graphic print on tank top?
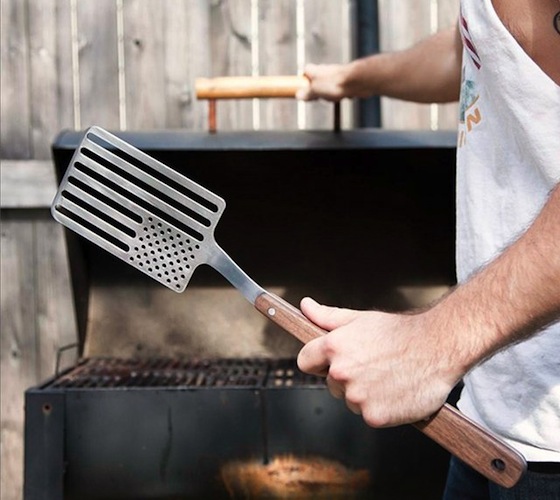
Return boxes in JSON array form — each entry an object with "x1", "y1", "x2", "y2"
[{"x1": 458, "y1": 8, "x2": 483, "y2": 148}]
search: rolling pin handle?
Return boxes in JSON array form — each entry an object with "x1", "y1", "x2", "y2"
[
  {"x1": 197, "y1": 76, "x2": 342, "y2": 133},
  {"x1": 208, "y1": 99, "x2": 217, "y2": 134}
]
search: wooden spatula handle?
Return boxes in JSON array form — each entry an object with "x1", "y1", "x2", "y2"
[
  {"x1": 255, "y1": 291, "x2": 327, "y2": 343},
  {"x1": 195, "y1": 76, "x2": 308, "y2": 100},
  {"x1": 414, "y1": 404, "x2": 526, "y2": 488},
  {"x1": 254, "y1": 291, "x2": 527, "y2": 488}
]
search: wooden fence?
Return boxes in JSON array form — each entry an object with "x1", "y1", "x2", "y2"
[{"x1": 1, "y1": 0, "x2": 459, "y2": 497}]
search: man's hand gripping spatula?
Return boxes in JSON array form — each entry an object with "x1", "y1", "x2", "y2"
[{"x1": 51, "y1": 126, "x2": 526, "y2": 488}]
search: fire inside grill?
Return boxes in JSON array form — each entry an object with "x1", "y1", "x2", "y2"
[{"x1": 48, "y1": 357, "x2": 325, "y2": 389}]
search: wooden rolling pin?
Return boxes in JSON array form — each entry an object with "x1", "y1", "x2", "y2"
[
  {"x1": 195, "y1": 75, "x2": 309, "y2": 99},
  {"x1": 195, "y1": 75, "x2": 340, "y2": 132}
]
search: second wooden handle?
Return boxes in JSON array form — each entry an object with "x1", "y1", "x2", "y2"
[
  {"x1": 196, "y1": 76, "x2": 308, "y2": 100},
  {"x1": 414, "y1": 404, "x2": 526, "y2": 488},
  {"x1": 254, "y1": 291, "x2": 526, "y2": 488}
]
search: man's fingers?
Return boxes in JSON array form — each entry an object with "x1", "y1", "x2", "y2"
[
  {"x1": 300, "y1": 297, "x2": 361, "y2": 331},
  {"x1": 327, "y1": 375, "x2": 361, "y2": 415},
  {"x1": 297, "y1": 297, "x2": 362, "y2": 376},
  {"x1": 295, "y1": 87, "x2": 311, "y2": 101},
  {"x1": 303, "y1": 63, "x2": 320, "y2": 80},
  {"x1": 297, "y1": 337, "x2": 329, "y2": 376},
  {"x1": 346, "y1": 401, "x2": 362, "y2": 415},
  {"x1": 295, "y1": 65, "x2": 318, "y2": 101},
  {"x1": 299, "y1": 64, "x2": 344, "y2": 102},
  {"x1": 326, "y1": 374, "x2": 344, "y2": 399}
]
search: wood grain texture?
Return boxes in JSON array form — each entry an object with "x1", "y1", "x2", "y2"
[
  {"x1": 378, "y1": 0, "x2": 461, "y2": 130},
  {"x1": 0, "y1": 212, "x2": 78, "y2": 500},
  {"x1": 378, "y1": 0, "x2": 432, "y2": 130},
  {"x1": 163, "y1": 0, "x2": 200, "y2": 129},
  {"x1": 1, "y1": 216, "x2": 38, "y2": 500},
  {"x1": 414, "y1": 404, "x2": 526, "y2": 488},
  {"x1": 209, "y1": 0, "x2": 253, "y2": 131},
  {"x1": 123, "y1": 0, "x2": 167, "y2": 129},
  {"x1": 28, "y1": 0, "x2": 67, "y2": 158},
  {"x1": 254, "y1": 292, "x2": 327, "y2": 345},
  {"x1": 304, "y1": 0, "x2": 352, "y2": 130},
  {"x1": 77, "y1": 0, "x2": 120, "y2": 129},
  {"x1": 0, "y1": 0, "x2": 458, "y2": 159},
  {"x1": 0, "y1": 160, "x2": 57, "y2": 208},
  {"x1": 54, "y1": 0, "x2": 76, "y2": 132},
  {"x1": 34, "y1": 218, "x2": 78, "y2": 380},
  {"x1": 258, "y1": 0, "x2": 298, "y2": 130},
  {"x1": 183, "y1": 0, "x2": 213, "y2": 131},
  {"x1": 196, "y1": 76, "x2": 308, "y2": 99},
  {"x1": 1, "y1": 0, "x2": 31, "y2": 158}
]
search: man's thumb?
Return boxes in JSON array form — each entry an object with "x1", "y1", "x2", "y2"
[{"x1": 300, "y1": 297, "x2": 360, "y2": 330}]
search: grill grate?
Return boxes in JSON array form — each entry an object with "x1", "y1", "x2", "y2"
[
  {"x1": 267, "y1": 359, "x2": 326, "y2": 388},
  {"x1": 48, "y1": 357, "x2": 325, "y2": 389}
]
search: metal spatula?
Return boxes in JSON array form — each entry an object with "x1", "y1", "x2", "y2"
[
  {"x1": 51, "y1": 126, "x2": 526, "y2": 488},
  {"x1": 52, "y1": 126, "x2": 321, "y2": 343}
]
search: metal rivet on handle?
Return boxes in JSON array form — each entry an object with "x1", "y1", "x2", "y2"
[
  {"x1": 491, "y1": 459, "x2": 506, "y2": 472},
  {"x1": 267, "y1": 308, "x2": 276, "y2": 317}
]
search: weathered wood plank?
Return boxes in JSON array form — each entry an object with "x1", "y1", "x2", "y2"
[
  {"x1": 0, "y1": 210, "x2": 78, "y2": 500},
  {"x1": 304, "y1": 0, "x2": 353, "y2": 130},
  {"x1": 35, "y1": 217, "x2": 78, "y2": 379},
  {"x1": 122, "y1": 0, "x2": 167, "y2": 129},
  {"x1": 378, "y1": 0, "x2": 432, "y2": 130},
  {"x1": 28, "y1": 0, "x2": 65, "y2": 158},
  {"x1": 177, "y1": 0, "x2": 212, "y2": 130},
  {"x1": 0, "y1": 160, "x2": 57, "y2": 208},
  {"x1": 209, "y1": 0, "x2": 253, "y2": 131},
  {"x1": 161, "y1": 0, "x2": 191, "y2": 129},
  {"x1": 0, "y1": 215, "x2": 38, "y2": 500},
  {"x1": 182, "y1": 0, "x2": 213, "y2": 131},
  {"x1": 0, "y1": 0, "x2": 31, "y2": 158},
  {"x1": 55, "y1": 0, "x2": 77, "y2": 132},
  {"x1": 163, "y1": 0, "x2": 203, "y2": 130},
  {"x1": 1, "y1": 0, "x2": 460, "y2": 155},
  {"x1": 77, "y1": 0, "x2": 120, "y2": 129},
  {"x1": 258, "y1": 0, "x2": 298, "y2": 130}
]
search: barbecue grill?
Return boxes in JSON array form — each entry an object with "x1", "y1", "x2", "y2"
[{"x1": 25, "y1": 128, "x2": 458, "y2": 499}]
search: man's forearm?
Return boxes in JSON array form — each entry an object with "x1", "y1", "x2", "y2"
[
  {"x1": 428, "y1": 183, "x2": 560, "y2": 374},
  {"x1": 342, "y1": 25, "x2": 463, "y2": 103},
  {"x1": 297, "y1": 183, "x2": 560, "y2": 426}
]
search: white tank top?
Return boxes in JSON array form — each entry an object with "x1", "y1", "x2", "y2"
[{"x1": 456, "y1": 0, "x2": 560, "y2": 461}]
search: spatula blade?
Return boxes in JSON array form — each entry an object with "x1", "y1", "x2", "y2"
[{"x1": 51, "y1": 126, "x2": 226, "y2": 292}]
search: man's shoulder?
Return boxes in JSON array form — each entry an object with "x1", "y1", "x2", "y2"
[{"x1": 490, "y1": 0, "x2": 560, "y2": 84}]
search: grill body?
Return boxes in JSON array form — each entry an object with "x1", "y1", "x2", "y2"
[
  {"x1": 26, "y1": 358, "x2": 455, "y2": 499},
  {"x1": 26, "y1": 130, "x2": 458, "y2": 499}
]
